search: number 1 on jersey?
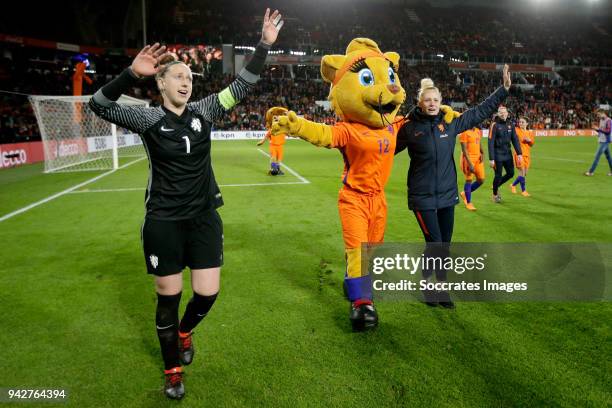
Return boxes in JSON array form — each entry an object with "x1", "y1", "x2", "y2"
[{"x1": 182, "y1": 136, "x2": 191, "y2": 154}]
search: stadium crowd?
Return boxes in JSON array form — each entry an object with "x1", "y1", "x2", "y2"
[
  {"x1": 0, "y1": 0, "x2": 610, "y2": 142},
  {"x1": 1, "y1": 56, "x2": 609, "y2": 143},
  {"x1": 149, "y1": 0, "x2": 611, "y2": 66}
]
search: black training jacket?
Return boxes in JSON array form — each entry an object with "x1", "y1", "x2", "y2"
[
  {"x1": 487, "y1": 117, "x2": 522, "y2": 162},
  {"x1": 396, "y1": 86, "x2": 509, "y2": 210}
]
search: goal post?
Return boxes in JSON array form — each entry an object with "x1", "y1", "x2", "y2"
[{"x1": 29, "y1": 94, "x2": 148, "y2": 173}]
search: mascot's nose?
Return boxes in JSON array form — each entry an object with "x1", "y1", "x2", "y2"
[{"x1": 387, "y1": 84, "x2": 400, "y2": 94}]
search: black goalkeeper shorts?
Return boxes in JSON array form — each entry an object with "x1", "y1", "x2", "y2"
[{"x1": 141, "y1": 209, "x2": 224, "y2": 276}]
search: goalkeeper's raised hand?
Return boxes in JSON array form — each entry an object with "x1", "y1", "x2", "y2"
[
  {"x1": 261, "y1": 8, "x2": 284, "y2": 46},
  {"x1": 130, "y1": 43, "x2": 169, "y2": 78}
]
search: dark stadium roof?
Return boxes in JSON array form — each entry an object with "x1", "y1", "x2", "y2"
[{"x1": 0, "y1": 0, "x2": 609, "y2": 48}]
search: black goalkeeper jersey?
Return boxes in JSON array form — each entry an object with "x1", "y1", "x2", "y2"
[{"x1": 89, "y1": 65, "x2": 262, "y2": 220}]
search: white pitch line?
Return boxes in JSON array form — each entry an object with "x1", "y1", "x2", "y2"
[
  {"x1": 45, "y1": 157, "x2": 102, "y2": 173},
  {"x1": 69, "y1": 187, "x2": 144, "y2": 193},
  {"x1": 257, "y1": 148, "x2": 310, "y2": 184},
  {"x1": 538, "y1": 156, "x2": 587, "y2": 163},
  {"x1": 69, "y1": 181, "x2": 308, "y2": 194},
  {"x1": 220, "y1": 181, "x2": 308, "y2": 187},
  {"x1": 0, "y1": 157, "x2": 146, "y2": 223}
]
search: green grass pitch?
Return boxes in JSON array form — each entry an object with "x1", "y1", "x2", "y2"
[{"x1": 0, "y1": 137, "x2": 610, "y2": 407}]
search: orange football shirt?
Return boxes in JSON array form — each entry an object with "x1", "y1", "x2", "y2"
[
  {"x1": 459, "y1": 128, "x2": 482, "y2": 160},
  {"x1": 266, "y1": 131, "x2": 286, "y2": 146},
  {"x1": 516, "y1": 128, "x2": 534, "y2": 156}
]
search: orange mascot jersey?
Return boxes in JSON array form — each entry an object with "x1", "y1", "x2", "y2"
[
  {"x1": 331, "y1": 121, "x2": 403, "y2": 249},
  {"x1": 514, "y1": 128, "x2": 534, "y2": 169}
]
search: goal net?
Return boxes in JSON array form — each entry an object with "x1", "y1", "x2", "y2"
[{"x1": 29, "y1": 94, "x2": 148, "y2": 173}]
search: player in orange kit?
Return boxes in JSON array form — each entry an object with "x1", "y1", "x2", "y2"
[
  {"x1": 511, "y1": 116, "x2": 535, "y2": 196},
  {"x1": 458, "y1": 127, "x2": 485, "y2": 211},
  {"x1": 258, "y1": 107, "x2": 288, "y2": 175}
]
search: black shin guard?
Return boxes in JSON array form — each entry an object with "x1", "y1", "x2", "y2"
[
  {"x1": 179, "y1": 292, "x2": 218, "y2": 334},
  {"x1": 156, "y1": 292, "x2": 182, "y2": 370}
]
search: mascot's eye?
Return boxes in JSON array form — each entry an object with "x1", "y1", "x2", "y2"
[
  {"x1": 358, "y1": 68, "x2": 374, "y2": 86},
  {"x1": 388, "y1": 67, "x2": 396, "y2": 84}
]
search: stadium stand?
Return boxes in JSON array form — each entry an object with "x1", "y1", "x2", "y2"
[{"x1": 0, "y1": 0, "x2": 610, "y2": 140}]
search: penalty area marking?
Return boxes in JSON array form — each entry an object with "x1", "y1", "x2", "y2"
[
  {"x1": 69, "y1": 181, "x2": 308, "y2": 194},
  {"x1": 72, "y1": 149, "x2": 310, "y2": 193},
  {"x1": 0, "y1": 157, "x2": 146, "y2": 223}
]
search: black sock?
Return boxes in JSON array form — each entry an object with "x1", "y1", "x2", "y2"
[
  {"x1": 156, "y1": 292, "x2": 182, "y2": 370},
  {"x1": 179, "y1": 292, "x2": 218, "y2": 334}
]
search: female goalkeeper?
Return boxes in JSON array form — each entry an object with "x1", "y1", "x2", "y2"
[{"x1": 89, "y1": 9, "x2": 283, "y2": 400}]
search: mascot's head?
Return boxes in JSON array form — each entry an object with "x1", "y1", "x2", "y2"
[
  {"x1": 321, "y1": 38, "x2": 405, "y2": 128},
  {"x1": 265, "y1": 106, "x2": 288, "y2": 130}
]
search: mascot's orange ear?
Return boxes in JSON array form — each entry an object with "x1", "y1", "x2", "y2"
[
  {"x1": 321, "y1": 55, "x2": 346, "y2": 84},
  {"x1": 384, "y1": 52, "x2": 400, "y2": 69}
]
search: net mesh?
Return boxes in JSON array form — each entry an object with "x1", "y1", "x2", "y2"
[{"x1": 29, "y1": 94, "x2": 148, "y2": 172}]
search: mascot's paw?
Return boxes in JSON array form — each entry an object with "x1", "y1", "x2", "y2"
[
  {"x1": 271, "y1": 111, "x2": 302, "y2": 136},
  {"x1": 440, "y1": 105, "x2": 461, "y2": 124}
]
